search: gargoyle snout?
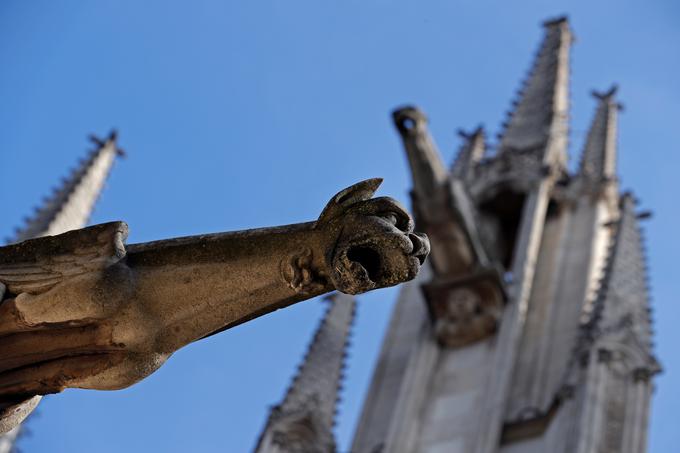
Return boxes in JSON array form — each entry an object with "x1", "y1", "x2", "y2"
[
  {"x1": 409, "y1": 232, "x2": 430, "y2": 265},
  {"x1": 393, "y1": 106, "x2": 427, "y2": 135}
]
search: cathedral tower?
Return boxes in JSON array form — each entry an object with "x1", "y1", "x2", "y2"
[{"x1": 351, "y1": 17, "x2": 658, "y2": 453}]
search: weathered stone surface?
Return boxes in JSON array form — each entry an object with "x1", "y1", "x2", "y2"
[
  {"x1": 0, "y1": 178, "x2": 429, "y2": 434},
  {"x1": 423, "y1": 273, "x2": 504, "y2": 348}
]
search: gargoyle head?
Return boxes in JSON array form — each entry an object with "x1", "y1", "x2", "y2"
[{"x1": 316, "y1": 179, "x2": 430, "y2": 295}]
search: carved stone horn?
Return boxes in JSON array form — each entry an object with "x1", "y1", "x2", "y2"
[{"x1": 316, "y1": 178, "x2": 383, "y2": 225}]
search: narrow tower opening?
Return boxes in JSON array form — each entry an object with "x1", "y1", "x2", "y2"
[{"x1": 479, "y1": 190, "x2": 526, "y2": 269}]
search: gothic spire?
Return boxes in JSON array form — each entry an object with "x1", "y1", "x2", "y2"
[
  {"x1": 392, "y1": 106, "x2": 448, "y2": 200},
  {"x1": 451, "y1": 126, "x2": 485, "y2": 179},
  {"x1": 254, "y1": 293, "x2": 356, "y2": 453},
  {"x1": 579, "y1": 85, "x2": 622, "y2": 181},
  {"x1": 8, "y1": 131, "x2": 124, "y2": 244},
  {"x1": 586, "y1": 194, "x2": 658, "y2": 370},
  {"x1": 497, "y1": 17, "x2": 572, "y2": 167},
  {"x1": 1, "y1": 131, "x2": 122, "y2": 453}
]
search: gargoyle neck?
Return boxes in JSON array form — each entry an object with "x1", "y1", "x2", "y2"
[
  {"x1": 125, "y1": 222, "x2": 317, "y2": 265},
  {"x1": 124, "y1": 221, "x2": 332, "y2": 352}
]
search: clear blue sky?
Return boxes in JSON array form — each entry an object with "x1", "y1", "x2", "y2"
[{"x1": 1, "y1": 1, "x2": 678, "y2": 452}]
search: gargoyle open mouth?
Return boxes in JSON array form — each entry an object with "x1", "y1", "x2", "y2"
[
  {"x1": 346, "y1": 245, "x2": 383, "y2": 282},
  {"x1": 331, "y1": 232, "x2": 428, "y2": 295},
  {"x1": 330, "y1": 242, "x2": 384, "y2": 295}
]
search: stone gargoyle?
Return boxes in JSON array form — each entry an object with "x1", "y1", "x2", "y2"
[{"x1": 0, "y1": 178, "x2": 429, "y2": 433}]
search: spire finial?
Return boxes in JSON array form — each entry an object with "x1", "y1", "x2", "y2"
[
  {"x1": 579, "y1": 85, "x2": 621, "y2": 181},
  {"x1": 591, "y1": 84, "x2": 618, "y2": 100},
  {"x1": 542, "y1": 15, "x2": 569, "y2": 27},
  {"x1": 591, "y1": 84, "x2": 624, "y2": 111}
]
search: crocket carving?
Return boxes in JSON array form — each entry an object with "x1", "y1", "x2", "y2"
[{"x1": 0, "y1": 178, "x2": 429, "y2": 433}]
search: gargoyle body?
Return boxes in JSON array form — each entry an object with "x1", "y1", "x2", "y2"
[{"x1": 0, "y1": 179, "x2": 429, "y2": 433}]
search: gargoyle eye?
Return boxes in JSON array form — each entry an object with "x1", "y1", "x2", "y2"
[
  {"x1": 380, "y1": 211, "x2": 409, "y2": 231},
  {"x1": 383, "y1": 213, "x2": 398, "y2": 226}
]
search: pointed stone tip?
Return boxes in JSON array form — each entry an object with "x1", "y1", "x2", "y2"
[
  {"x1": 542, "y1": 15, "x2": 569, "y2": 27},
  {"x1": 89, "y1": 130, "x2": 126, "y2": 157},
  {"x1": 107, "y1": 129, "x2": 128, "y2": 158},
  {"x1": 497, "y1": 15, "x2": 573, "y2": 159}
]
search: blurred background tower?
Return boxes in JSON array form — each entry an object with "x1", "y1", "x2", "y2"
[
  {"x1": 254, "y1": 293, "x2": 356, "y2": 453},
  {"x1": 0, "y1": 132, "x2": 123, "y2": 453},
  {"x1": 349, "y1": 17, "x2": 660, "y2": 453},
  {"x1": 254, "y1": 16, "x2": 659, "y2": 453}
]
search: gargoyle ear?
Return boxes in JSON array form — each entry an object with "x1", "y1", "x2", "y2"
[{"x1": 317, "y1": 178, "x2": 383, "y2": 225}]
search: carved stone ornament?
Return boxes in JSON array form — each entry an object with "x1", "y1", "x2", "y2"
[
  {"x1": 423, "y1": 272, "x2": 504, "y2": 348},
  {"x1": 0, "y1": 178, "x2": 429, "y2": 434}
]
